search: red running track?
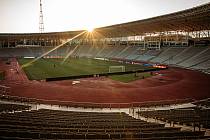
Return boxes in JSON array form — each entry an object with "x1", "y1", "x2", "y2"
[{"x1": 0, "y1": 58, "x2": 210, "y2": 106}]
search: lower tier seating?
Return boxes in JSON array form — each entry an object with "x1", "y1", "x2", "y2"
[
  {"x1": 0, "y1": 109, "x2": 207, "y2": 139},
  {"x1": 0, "y1": 103, "x2": 30, "y2": 113},
  {"x1": 137, "y1": 108, "x2": 210, "y2": 129}
]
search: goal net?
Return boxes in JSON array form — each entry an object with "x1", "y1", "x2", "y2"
[{"x1": 109, "y1": 66, "x2": 125, "y2": 73}]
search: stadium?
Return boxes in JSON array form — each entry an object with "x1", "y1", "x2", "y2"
[{"x1": 0, "y1": 0, "x2": 210, "y2": 139}]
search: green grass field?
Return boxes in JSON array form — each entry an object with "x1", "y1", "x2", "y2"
[
  {"x1": 19, "y1": 58, "x2": 153, "y2": 82},
  {"x1": 109, "y1": 72, "x2": 152, "y2": 83}
]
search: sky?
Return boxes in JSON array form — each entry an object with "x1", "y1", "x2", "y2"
[{"x1": 0, "y1": 0, "x2": 210, "y2": 33}]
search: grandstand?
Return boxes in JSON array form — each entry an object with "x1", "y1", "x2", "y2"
[
  {"x1": 0, "y1": 108, "x2": 208, "y2": 140},
  {"x1": 0, "y1": 2, "x2": 210, "y2": 140}
]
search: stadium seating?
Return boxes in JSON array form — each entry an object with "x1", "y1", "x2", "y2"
[
  {"x1": 150, "y1": 47, "x2": 185, "y2": 63},
  {"x1": 0, "y1": 109, "x2": 207, "y2": 139},
  {"x1": 114, "y1": 46, "x2": 132, "y2": 58},
  {"x1": 169, "y1": 46, "x2": 208, "y2": 65},
  {"x1": 179, "y1": 48, "x2": 210, "y2": 68},
  {"x1": 0, "y1": 103, "x2": 30, "y2": 113},
  {"x1": 125, "y1": 46, "x2": 142, "y2": 60},
  {"x1": 115, "y1": 46, "x2": 140, "y2": 59},
  {"x1": 105, "y1": 45, "x2": 127, "y2": 58},
  {"x1": 191, "y1": 60, "x2": 210, "y2": 71},
  {"x1": 137, "y1": 108, "x2": 210, "y2": 129},
  {"x1": 100, "y1": 46, "x2": 117, "y2": 58},
  {"x1": 136, "y1": 49, "x2": 162, "y2": 62}
]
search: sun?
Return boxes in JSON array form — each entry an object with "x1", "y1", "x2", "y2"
[{"x1": 86, "y1": 26, "x2": 94, "y2": 33}]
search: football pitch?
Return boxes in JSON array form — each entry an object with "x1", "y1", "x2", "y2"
[{"x1": 19, "y1": 58, "x2": 154, "y2": 82}]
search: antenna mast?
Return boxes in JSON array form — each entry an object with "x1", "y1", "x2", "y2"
[{"x1": 39, "y1": 0, "x2": 44, "y2": 33}]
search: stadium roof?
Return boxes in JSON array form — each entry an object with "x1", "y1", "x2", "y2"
[
  {"x1": 0, "y1": 2, "x2": 210, "y2": 39},
  {"x1": 95, "y1": 2, "x2": 210, "y2": 38}
]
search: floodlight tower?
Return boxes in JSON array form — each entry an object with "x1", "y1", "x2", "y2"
[{"x1": 39, "y1": 0, "x2": 44, "y2": 33}]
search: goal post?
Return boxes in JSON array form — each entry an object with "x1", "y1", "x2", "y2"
[{"x1": 109, "y1": 66, "x2": 125, "y2": 73}]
